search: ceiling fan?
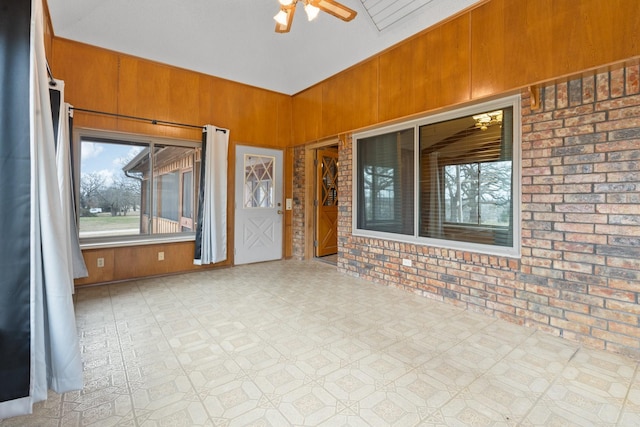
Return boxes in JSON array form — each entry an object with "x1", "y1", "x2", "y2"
[{"x1": 274, "y1": 0, "x2": 357, "y2": 33}]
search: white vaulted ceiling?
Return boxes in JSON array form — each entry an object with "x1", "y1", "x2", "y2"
[{"x1": 47, "y1": 0, "x2": 479, "y2": 95}]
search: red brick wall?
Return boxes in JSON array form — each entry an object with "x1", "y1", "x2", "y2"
[
  {"x1": 292, "y1": 146, "x2": 306, "y2": 259},
  {"x1": 331, "y1": 64, "x2": 640, "y2": 359}
]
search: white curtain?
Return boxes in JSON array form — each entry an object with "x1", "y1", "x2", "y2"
[
  {"x1": 28, "y1": 0, "x2": 83, "y2": 414},
  {"x1": 51, "y1": 82, "x2": 87, "y2": 283},
  {"x1": 194, "y1": 125, "x2": 229, "y2": 265},
  {"x1": 54, "y1": 92, "x2": 88, "y2": 282}
]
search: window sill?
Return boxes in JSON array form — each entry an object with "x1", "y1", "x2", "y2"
[
  {"x1": 352, "y1": 228, "x2": 521, "y2": 259},
  {"x1": 80, "y1": 233, "x2": 196, "y2": 250}
]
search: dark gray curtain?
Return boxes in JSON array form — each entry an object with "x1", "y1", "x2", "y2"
[
  {"x1": 50, "y1": 86, "x2": 61, "y2": 148},
  {"x1": 194, "y1": 129, "x2": 207, "y2": 261},
  {"x1": 193, "y1": 126, "x2": 228, "y2": 265},
  {"x1": 0, "y1": 0, "x2": 33, "y2": 407}
]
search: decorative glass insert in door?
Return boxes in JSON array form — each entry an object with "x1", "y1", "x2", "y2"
[
  {"x1": 243, "y1": 154, "x2": 275, "y2": 208},
  {"x1": 321, "y1": 155, "x2": 338, "y2": 206}
]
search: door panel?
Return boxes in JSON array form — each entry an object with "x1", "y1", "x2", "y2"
[
  {"x1": 235, "y1": 146, "x2": 283, "y2": 265},
  {"x1": 316, "y1": 149, "x2": 338, "y2": 256}
]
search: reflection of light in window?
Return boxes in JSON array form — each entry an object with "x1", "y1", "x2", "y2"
[{"x1": 444, "y1": 162, "x2": 511, "y2": 226}]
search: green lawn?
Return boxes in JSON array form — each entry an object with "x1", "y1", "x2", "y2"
[{"x1": 80, "y1": 212, "x2": 141, "y2": 233}]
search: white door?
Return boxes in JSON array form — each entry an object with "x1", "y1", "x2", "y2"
[{"x1": 234, "y1": 145, "x2": 283, "y2": 265}]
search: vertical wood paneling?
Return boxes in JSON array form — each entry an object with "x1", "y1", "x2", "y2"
[
  {"x1": 276, "y1": 95, "x2": 293, "y2": 148},
  {"x1": 502, "y1": 0, "x2": 554, "y2": 89},
  {"x1": 438, "y1": 15, "x2": 471, "y2": 107},
  {"x1": 552, "y1": 0, "x2": 640, "y2": 78},
  {"x1": 51, "y1": 38, "x2": 119, "y2": 130},
  {"x1": 296, "y1": 0, "x2": 639, "y2": 139},
  {"x1": 75, "y1": 243, "x2": 212, "y2": 286},
  {"x1": 233, "y1": 85, "x2": 271, "y2": 143},
  {"x1": 198, "y1": 75, "x2": 213, "y2": 127},
  {"x1": 43, "y1": 0, "x2": 53, "y2": 60},
  {"x1": 165, "y1": 67, "x2": 203, "y2": 141},
  {"x1": 164, "y1": 242, "x2": 200, "y2": 271},
  {"x1": 74, "y1": 249, "x2": 115, "y2": 285},
  {"x1": 322, "y1": 58, "x2": 378, "y2": 137},
  {"x1": 415, "y1": 15, "x2": 471, "y2": 112},
  {"x1": 412, "y1": 31, "x2": 436, "y2": 114},
  {"x1": 52, "y1": 38, "x2": 293, "y2": 285},
  {"x1": 52, "y1": 0, "x2": 640, "y2": 285},
  {"x1": 378, "y1": 41, "x2": 415, "y2": 121},
  {"x1": 117, "y1": 58, "x2": 171, "y2": 136},
  {"x1": 209, "y1": 76, "x2": 240, "y2": 132},
  {"x1": 469, "y1": 0, "x2": 506, "y2": 99},
  {"x1": 209, "y1": 79, "x2": 286, "y2": 145},
  {"x1": 472, "y1": 0, "x2": 640, "y2": 100},
  {"x1": 113, "y1": 246, "x2": 152, "y2": 280},
  {"x1": 292, "y1": 84, "x2": 323, "y2": 143}
]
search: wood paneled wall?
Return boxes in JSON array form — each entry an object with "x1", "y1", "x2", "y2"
[
  {"x1": 47, "y1": 0, "x2": 639, "y2": 285},
  {"x1": 49, "y1": 38, "x2": 293, "y2": 285},
  {"x1": 43, "y1": 0, "x2": 53, "y2": 60},
  {"x1": 74, "y1": 242, "x2": 215, "y2": 286},
  {"x1": 292, "y1": 0, "x2": 640, "y2": 142},
  {"x1": 50, "y1": 38, "x2": 293, "y2": 146}
]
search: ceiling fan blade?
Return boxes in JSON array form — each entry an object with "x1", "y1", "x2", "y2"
[
  {"x1": 275, "y1": 4, "x2": 296, "y2": 33},
  {"x1": 311, "y1": 0, "x2": 357, "y2": 21}
]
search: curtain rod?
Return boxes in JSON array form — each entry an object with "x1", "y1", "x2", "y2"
[
  {"x1": 46, "y1": 62, "x2": 57, "y2": 87},
  {"x1": 69, "y1": 107, "x2": 225, "y2": 132},
  {"x1": 46, "y1": 64, "x2": 225, "y2": 133}
]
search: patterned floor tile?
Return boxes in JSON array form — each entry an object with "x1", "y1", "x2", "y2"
[
  {"x1": 201, "y1": 379, "x2": 263, "y2": 420},
  {"x1": 227, "y1": 406, "x2": 290, "y2": 427},
  {"x1": 2, "y1": 260, "x2": 640, "y2": 427},
  {"x1": 358, "y1": 390, "x2": 421, "y2": 426},
  {"x1": 137, "y1": 400, "x2": 212, "y2": 427},
  {"x1": 278, "y1": 385, "x2": 337, "y2": 425},
  {"x1": 394, "y1": 370, "x2": 457, "y2": 413},
  {"x1": 250, "y1": 361, "x2": 307, "y2": 395}
]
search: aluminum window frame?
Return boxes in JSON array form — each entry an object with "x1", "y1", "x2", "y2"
[
  {"x1": 353, "y1": 95, "x2": 522, "y2": 258},
  {"x1": 73, "y1": 128, "x2": 201, "y2": 249}
]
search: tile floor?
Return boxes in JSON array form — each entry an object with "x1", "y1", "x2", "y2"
[
  {"x1": 1, "y1": 259, "x2": 639, "y2": 426},
  {"x1": 315, "y1": 254, "x2": 338, "y2": 266}
]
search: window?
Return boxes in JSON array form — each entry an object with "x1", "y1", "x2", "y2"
[
  {"x1": 76, "y1": 130, "x2": 200, "y2": 244},
  {"x1": 357, "y1": 128, "x2": 414, "y2": 234},
  {"x1": 157, "y1": 171, "x2": 180, "y2": 222},
  {"x1": 181, "y1": 170, "x2": 194, "y2": 231},
  {"x1": 353, "y1": 96, "x2": 520, "y2": 256},
  {"x1": 243, "y1": 154, "x2": 275, "y2": 208}
]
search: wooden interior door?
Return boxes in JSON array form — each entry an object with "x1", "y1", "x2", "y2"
[{"x1": 316, "y1": 148, "x2": 339, "y2": 256}]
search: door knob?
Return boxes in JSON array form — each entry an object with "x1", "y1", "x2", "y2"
[{"x1": 277, "y1": 210, "x2": 283, "y2": 214}]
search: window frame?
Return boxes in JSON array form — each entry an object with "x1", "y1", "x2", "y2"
[
  {"x1": 352, "y1": 95, "x2": 521, "y2": 258},
  {"x1": 73, "y1": 128, "x2": 201, "y2": 249}
]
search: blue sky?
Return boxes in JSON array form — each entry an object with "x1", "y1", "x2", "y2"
[{"x1": 81, "y1": 141, "x2": 144, "y2": 186}]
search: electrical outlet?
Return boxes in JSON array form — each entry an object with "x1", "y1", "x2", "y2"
[
  {"x1": 158, "y1": 251, "x2": 165, "y2": 261},
  {"x1": 97, "y1": 257, "x2": 105, "y2": 268},
  {"x1": 402, "y1": 258, "x2": 412, "y2": 267}
]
